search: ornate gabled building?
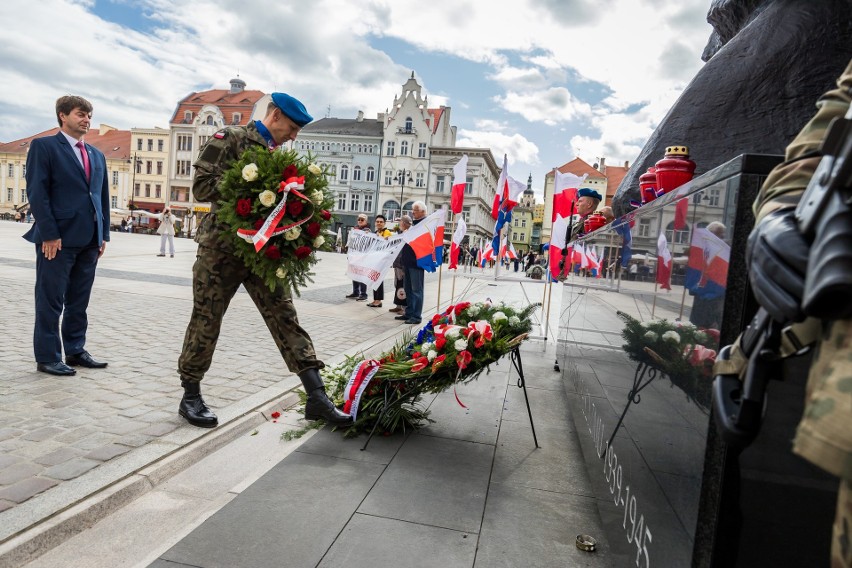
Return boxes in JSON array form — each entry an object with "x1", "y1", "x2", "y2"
[
  {"x1": 168, "y1": 77, "x2": 270, "y2": 217},
  {"x1": 296, "y1": 112, "x2": 384, "y2": 232},
  {"x1": 379, "y1": 72, "x2": 457, "y2": 219}
]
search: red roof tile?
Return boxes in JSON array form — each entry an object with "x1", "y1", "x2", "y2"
[
  {"x1": 604, "y1": 165, "x2": 629, "y2": 199},
  {"x1": 428, "y1": 108, "x2": 444, "y2": 134},
  {"x1": 171, "y1": 88, "x2": 266, "y2": 125},
  {"x1": 554, "y1": 158, "x2": 606, "y2": 179}
]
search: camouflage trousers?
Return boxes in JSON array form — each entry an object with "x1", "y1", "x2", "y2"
[
  {"x1": 178, "y1": 245, "x2": 323, "y2": 383},
  {"x1": 791, "y1": 318, "x2": 852, "y2": 567}
]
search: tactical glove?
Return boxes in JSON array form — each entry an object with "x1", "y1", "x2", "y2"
[{"x1": 746, "y1": 209, "x2": 810, "y2": 323}]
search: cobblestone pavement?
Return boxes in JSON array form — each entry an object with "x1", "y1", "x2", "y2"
[{"x1": 0, "y1": 220, "x2": 556, "y2": 557}]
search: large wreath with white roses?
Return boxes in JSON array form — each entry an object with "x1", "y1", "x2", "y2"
[{"x1": 216, "y1": 146, "x2": 336, "y2": 294}]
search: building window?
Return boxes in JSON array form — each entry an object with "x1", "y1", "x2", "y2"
[
  {"x1": 404, "y1": 117, "x2": 413, "y2": 132},
  {"x1": 514, "y1": 218, "x2": 519, "y2": 227},
  {"x1": 364, "y1": 193, "x2": 373, "y2": 212},
  {"x1": 147, "y1": 139, "x2": 153, "y2": 151},
  {"x1": 21, "y1": 188, "x2": 28, "y2": 203},
  {"x1": 7, "y1": 163, "x2": 13, "y2": 176},
  {"x1": 184, "y1": 111, "x2": 193, "y2": 123},
  {"x1": 22, "y1": 164, "x2": 25, "y2": 177},
  {"x1": 638, "y1": 218, "x2": 651, "y2": 238},
  {"x1": 435, "y1": 175, "x2": 445, "y2": 193},
  {"x1": 366, "y1": 166, "x2": 375, "y2": 182},
  {"x1": 136, "y1": 160, "x2": 142, "y2": 174},
  {"x1": 111, "y1": 171, "x2": 119, "y2": 185},
  {"x1": 708, "y1": 188, "x2": 721, "y2": 207},
  {"x1": 134, "y1": 183, "x2": 140, "y2": 197},
  {"x1": 415, "y1": 172, "x2": 424, "y2": 187},
  {"x1": 465, "y1": 176, "x2": 474, "y2": 194},
  {"x1": 461, "y1": 206, "x2": 471, "y2": 223},
  {"x1": 205, "y1": 116, "x2": 214, "y2": 126},
  {"x1": 111, "y1": 195, "x2": 118, "y2": 209},
  {"x1": 521, "y1": 219, "x2": 527, "y2": 228},
  {"x1": 144, "y1": 183, "x2": 151, "y2": 197},
  {"x1": 176, "y1": 160, "x2": 191, "y2": 176},
  {"x1": 7, "y1": 188, "x2": 13, "y2": 201},
  {"x1": 518, "y1": 233, "x2": 526, "y2": 242},
  {"x1": 418, "y1": 143, "x2": 427, "y2": 158},
  {"x1": 233, "y1": 112, "x2": 241, "y2": 124},
  {"x1": 337, "y1": 192, "x2": 347, "y2": 210},
  {"x1": 350, "y1": 193, "x2": 361, "y2": 211},
  {"x1": 353, "y1": 166, "x2": 362, "y2": 182},
  {"x1": 177, "y1": 135, "x2": 192, "y2": 152},
  {"x1": 386, "y1": 141, "x2": 395, "y2": 156},
  {"x1": 384, "y1": 170, "x2": 393, "y2": 185},
  {"x1": 146, "y1": 161, "x2": 153, "y2": 174},
  {"x1": 157, "y1": 161, "x2": 163, "y2": 175},
  {"x1": 155, "y1": 184, "x2": 162, "y2": 198},
  {"x1": 400, "y1": 141, "x2": 409, "y2": 156},
  {"x1": 340, "y1": 165, "x2": 349, "y2": 182},
  {"x1": 158, "y1": 140, "x2": 164, "y2": 152},
  {"x1": 137, "y1": 139, "x2": 143, "y2": 150},
  {"x1": 199, "y1": 135, "x2": 210, "y2": 148},
  {"x1": 666, "y1": 221, "x2": 690, "y2": 245}
]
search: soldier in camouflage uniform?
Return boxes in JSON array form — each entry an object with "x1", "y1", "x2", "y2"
[
  {"x1": 570, "y1": 188, "x2": 603, "y2": 239},
  {"x1": 747, "y1": 58, "x2": 851, "y2": 567},
  {"x1": 177, "y1": 92, "x2": 351, "y2": 428}
]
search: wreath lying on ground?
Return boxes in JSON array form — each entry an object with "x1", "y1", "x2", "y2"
[
  {"x1": 216, "y1": 145, "x2": 336, "y2": 294},
  {"x1": 616, "y1": 311, "x2": 720, "y2": 410},
  {"x1": 314, "y1": 300, "x2": 540, "y2": 438}
]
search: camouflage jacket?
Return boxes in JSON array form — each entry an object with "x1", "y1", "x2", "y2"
[
  {"x1": 193, "y1": 122, "x2": 269, "y2": 251},
  {"x1": 756, "y1": 59, "x2": 852, "y2": 480}
]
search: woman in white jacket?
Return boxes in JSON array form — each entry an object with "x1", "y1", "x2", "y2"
[{"x1": 138, "y1": 207, "x2": 178, "y2": 257}]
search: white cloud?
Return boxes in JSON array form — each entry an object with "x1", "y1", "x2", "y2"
[{"x1": 457, "y1": 129, "x2": 539, "y2": 166}]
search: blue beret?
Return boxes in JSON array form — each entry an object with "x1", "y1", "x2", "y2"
[
  {"x1": 577, "y1": 188, "x2": 602, "y2": 201},
  {"x1": 271, "y1": 92, "x2": 313, "y2": 127}
]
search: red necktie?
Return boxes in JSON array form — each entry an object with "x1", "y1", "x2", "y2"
[{"x1": 76, "y1": 140, "x2": 90, "y2": 181}]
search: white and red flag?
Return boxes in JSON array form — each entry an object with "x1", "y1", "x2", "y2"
[
  {"x1": 448, "y1": 216, "x2": 467, "y2": 270},
  {"x1": 450, "y1": 154, "x2": 469, "y2": 214},
  {"x1": 548, "y1": 169, "x2": 587, "y2": 277},
  {"x1": 656, "y1": 231, "x2": 673, "y2": 291},
  {"x1": 492, "y1": 154, "x2": 509, "y2": 219}
]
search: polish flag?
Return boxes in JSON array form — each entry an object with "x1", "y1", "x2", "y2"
[
  {"x1": 492, "y1": 154, "x2": 509, "y2": 219},
  {"x1": 656, "y1": 231, "x2": 673, "y2": 291},
  {"x1": 450, "y1": 154, "x2": 468, "y2": 214},
  {"x1": 501, "y1": 175, "x2": 528, "y2": 213},
  {"x1": 553, "y1": 170, "x2": 587, "y2": 222},
  {"x1": 448, "y1": 216, "x2": 467, "y2": 270}
]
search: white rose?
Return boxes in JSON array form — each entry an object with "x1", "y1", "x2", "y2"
[
  {"x1": 492, "y1": 311, "x2": 507, "y2": 322},
  {"x1": 427, "y1": 350, "x2": 437, "y2": 362},
  {"x1": 241, "y1": 163, "x2": 258, "y2": 181},
  {"x1": 313, "y1": 235, "x2": 325, "y2": 248},
  {"x1": 310, "y1": 190, "x2": 324, "y2": 203},
  {"x1": 662, "y1": 331, "x2": 681, "y2": 343},
  {"x1": 446, "y1": 327, "x2": 461, "y2": 339},
  {"x1": 644, "y1": 331, "x2": 658, "y2": 341},
  {"x1": 259, "y1": 190, "x2": 277, "y2": 207},
  {"x1": 308, "y1": 163, "x2": 322, "y2": 175},
  {"x1": 421, "y1": 342, "x2": 434, "y2": 352},
  {"x1": 275, "y1": 267, "x2": 288, "y2": 279},
  {"x1": 454, "y1": 338, "x2": 468, "y2": 351},
  {"x1": 284, "y1": 226, "x2": 301, "y2": 241},
  {"x1": 467, "y1": 306, "x2": 480, "y2": 317},
  {"x1": 508, "y1": 316, "x2": 520, "y2": 326}
]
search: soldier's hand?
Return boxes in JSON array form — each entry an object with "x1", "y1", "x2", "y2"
[{"x1": 746, "y1": 209, "x2": 809, "y2": 323}]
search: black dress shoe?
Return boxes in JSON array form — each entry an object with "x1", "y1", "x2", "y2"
[
  {"x1": 37, "y1": 361, "x2": 76, "y2": 376},
  {"x1": 66, "y1": 351, "x2": 108, "y2": 368}
]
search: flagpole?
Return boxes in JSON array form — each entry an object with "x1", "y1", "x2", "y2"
[{"x1": 652, "y1": 280, "x2": 659, "y2": 318}]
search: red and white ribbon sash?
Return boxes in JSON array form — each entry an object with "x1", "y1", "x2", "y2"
[
  {"x1": 235, "y1": 176, "x2": 313, "y2": 252},
  {"x1": 342, "y1": 359, "x2": 381, "y2": 421}
]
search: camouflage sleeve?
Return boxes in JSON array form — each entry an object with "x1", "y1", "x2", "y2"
[
  {"x1": 192, "y1": 128, "x2": 242, "y2": 203},
  {"x1": 753, "y1": 58, "x2": 852, "y2": 222}
]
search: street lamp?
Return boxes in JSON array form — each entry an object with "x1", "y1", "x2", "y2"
[{"x1": 393, "y1": 169, "x2": 413, "y2": 219}]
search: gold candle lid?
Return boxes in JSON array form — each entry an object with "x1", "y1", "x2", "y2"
[{"x1": 665, "y1": 145, "x2": 689, "y2": 156}]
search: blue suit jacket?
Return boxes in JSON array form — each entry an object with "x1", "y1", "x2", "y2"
[{"x1": 23, "y1": 132, "x2": 110, "y2": 247}]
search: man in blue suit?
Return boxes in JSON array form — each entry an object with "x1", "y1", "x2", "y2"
[{"x1": 24, "y1": 95, "x2": 111, "y2": 376}]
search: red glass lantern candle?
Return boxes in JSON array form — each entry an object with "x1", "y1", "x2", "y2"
[
  {"x1": 638, "y1": 166, "x2": 658, "y2": 204},
  {"x1": 654, "y1": 145, "x2": 696, "y2": 195},
  {"x1": 584, "y1": 213, "x2": 607, "y2": 233}
]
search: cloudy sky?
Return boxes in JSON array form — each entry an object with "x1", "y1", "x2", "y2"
[{"x1": 0, "y1": 0, "x2": 714, "y2": 196}]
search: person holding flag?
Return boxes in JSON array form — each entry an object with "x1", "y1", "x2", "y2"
[{"x1": 395, "y1": 202, "x2": 428, "y2": 325}]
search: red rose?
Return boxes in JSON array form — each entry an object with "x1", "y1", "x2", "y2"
[
  {"x1": 265, "y1": 245, "x2": 281, "y2": 260},
  {"x1": 306, "y1": 222, "x2": 321, "y2": 238},
  {"x1": 283, "y1": 165, "x2": 299, "y2": 179},
  {"x1": 412, "y1": 352, "x2": 421, "y2": 359},
  {"x1": 236, "y1": 198, "x2": 252, "y2": 217},
  {"x1": 320, "y1": 210, "x2": 331, "y2": 221},
  {"x1": 287, "y1": 199, "x2": 304, "y2": 217},
  {"x1": 294, "y1": 246, "x2": 312, "y2": 259},
  {"x1": 431, "y1": 314, "x2": 442, "y2": 327},
  {"x1": 435, "y1": 337, "x2": 446, "y2": 350},
  {"x1": 254, "y1": 218, "x2": 265, "y2": 230},
  {"x1": 456, "y1": 350, "x2": 473, "y2": 370},
  {"x1": 454, "y1": 302, "x2": 471, "y2": 316}
]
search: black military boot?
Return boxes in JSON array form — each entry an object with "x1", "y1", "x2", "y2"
[
  {"x1": 299, "y1": 368, "x2": 352, "y2": 425},
  {"x1": 179, "y1": 381, "x2": 218, "y2": 428}
]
